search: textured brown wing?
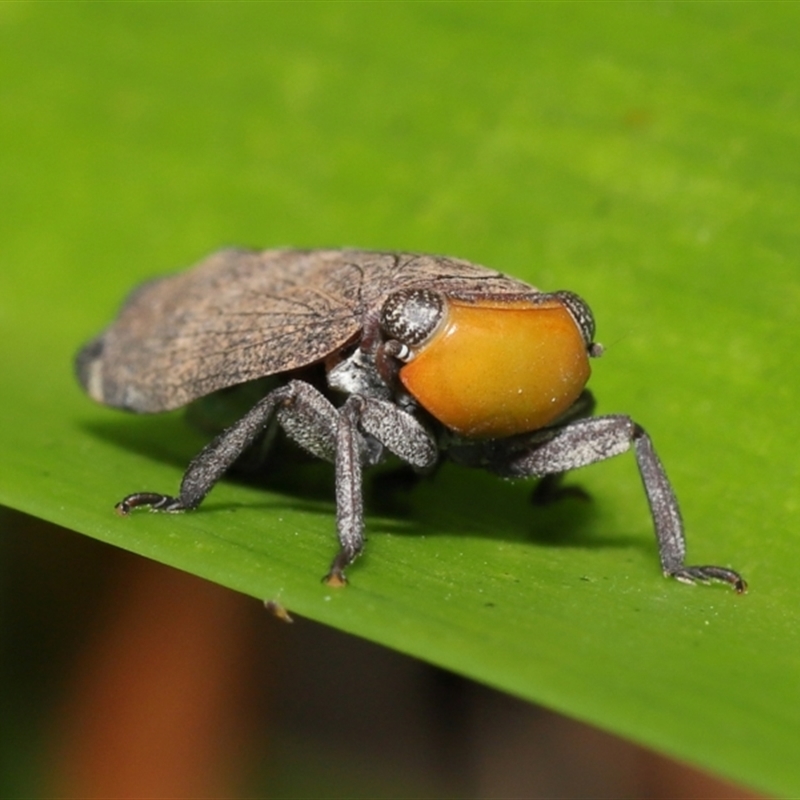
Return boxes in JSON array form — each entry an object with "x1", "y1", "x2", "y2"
[
  {"x1": 76, "y1": 249, "x2": 370, "y2": 412},
  {"x1": 76, "y1": 248, "x2": 538, "y2": 413}
]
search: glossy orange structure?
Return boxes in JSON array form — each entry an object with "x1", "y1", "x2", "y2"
[{"x1": 399, "y1": 297, "x2": 590, "y2": 438}]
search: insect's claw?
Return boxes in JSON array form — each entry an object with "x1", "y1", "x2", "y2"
[
  {"x1": 323, "y1": 548, "x2": 354, "y2": 587},
  {"x1": 323, "y1": 569, "x2": 348, "y2": 588},
  {"x1": 115, "y1": 492, "x2": 184, "y2": 515},
  {"x1": 667, "y1": 565, "x2": 747, "y2": 594}
]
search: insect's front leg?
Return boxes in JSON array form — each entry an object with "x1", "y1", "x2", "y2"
[
  {"x1": 528, "y1": 390, "x2": 596, "y2": 505},
  {"x1": 485, "y1": 415, "x2": 746, "y2": 593},
  {"x1": 326, "y1": 395, "x2": 439, "y2": 586},
  {"x1": 327, "y1": 397, "x2": 366, "y2": 586}
]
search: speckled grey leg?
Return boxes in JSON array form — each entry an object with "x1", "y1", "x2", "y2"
[
  {"x1": 326, "y1": 397, "x2": 365, "y2": 586},
  {"x1": 116, "y1": 380, "x2": 338, "y2": 514},
  {"x1": 325, "y1": 395, "x2": 439, "y2": 586},
  {"x1": 483, "y1": 415, "x2": 746, "y2": 593}
]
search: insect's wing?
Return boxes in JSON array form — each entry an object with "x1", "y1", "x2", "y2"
[{"x1": 75, "y1": 249, "x2": 367, "y2": 412}]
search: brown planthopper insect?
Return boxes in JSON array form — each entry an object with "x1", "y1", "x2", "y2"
[{"x1": 75, "y1": 249, "x2": 746, "y2": 591}]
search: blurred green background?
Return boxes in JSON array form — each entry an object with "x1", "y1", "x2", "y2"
[{"x1": 1, "y1": 3, "x2": 798, "y2": 797}]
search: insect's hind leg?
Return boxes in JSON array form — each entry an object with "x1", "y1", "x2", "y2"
[{"x1": 116, "y1": 380, "x2": 338, "y2": 515}]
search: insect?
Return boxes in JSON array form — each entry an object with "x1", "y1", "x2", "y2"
[{"x1": 75, "y1": 249, "x2": 746, "y2": 592}]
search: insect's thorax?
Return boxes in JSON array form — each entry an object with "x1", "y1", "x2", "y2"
[{"x1": 326, "y1": 345, "x2": 394, "y2": 402}]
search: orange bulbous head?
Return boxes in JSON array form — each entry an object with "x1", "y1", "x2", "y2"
[{"x1": 380, "y1": 288, "x2": 596, "y2": 439}]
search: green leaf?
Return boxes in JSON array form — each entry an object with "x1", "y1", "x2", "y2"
[{"x1": 2, "y1": 3, "x2": 798, "y2": 795}]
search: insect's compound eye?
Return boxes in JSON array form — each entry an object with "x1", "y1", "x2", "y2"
[
  {"x1": 398, "y1": 295, "x2": 592, "y2": 438},
  {"x1": 552, "y1": 291, "x2": 596, "y2": 349},
  {"x1": 380, "y1": 288, "x2": 446, "y2": 348}
]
